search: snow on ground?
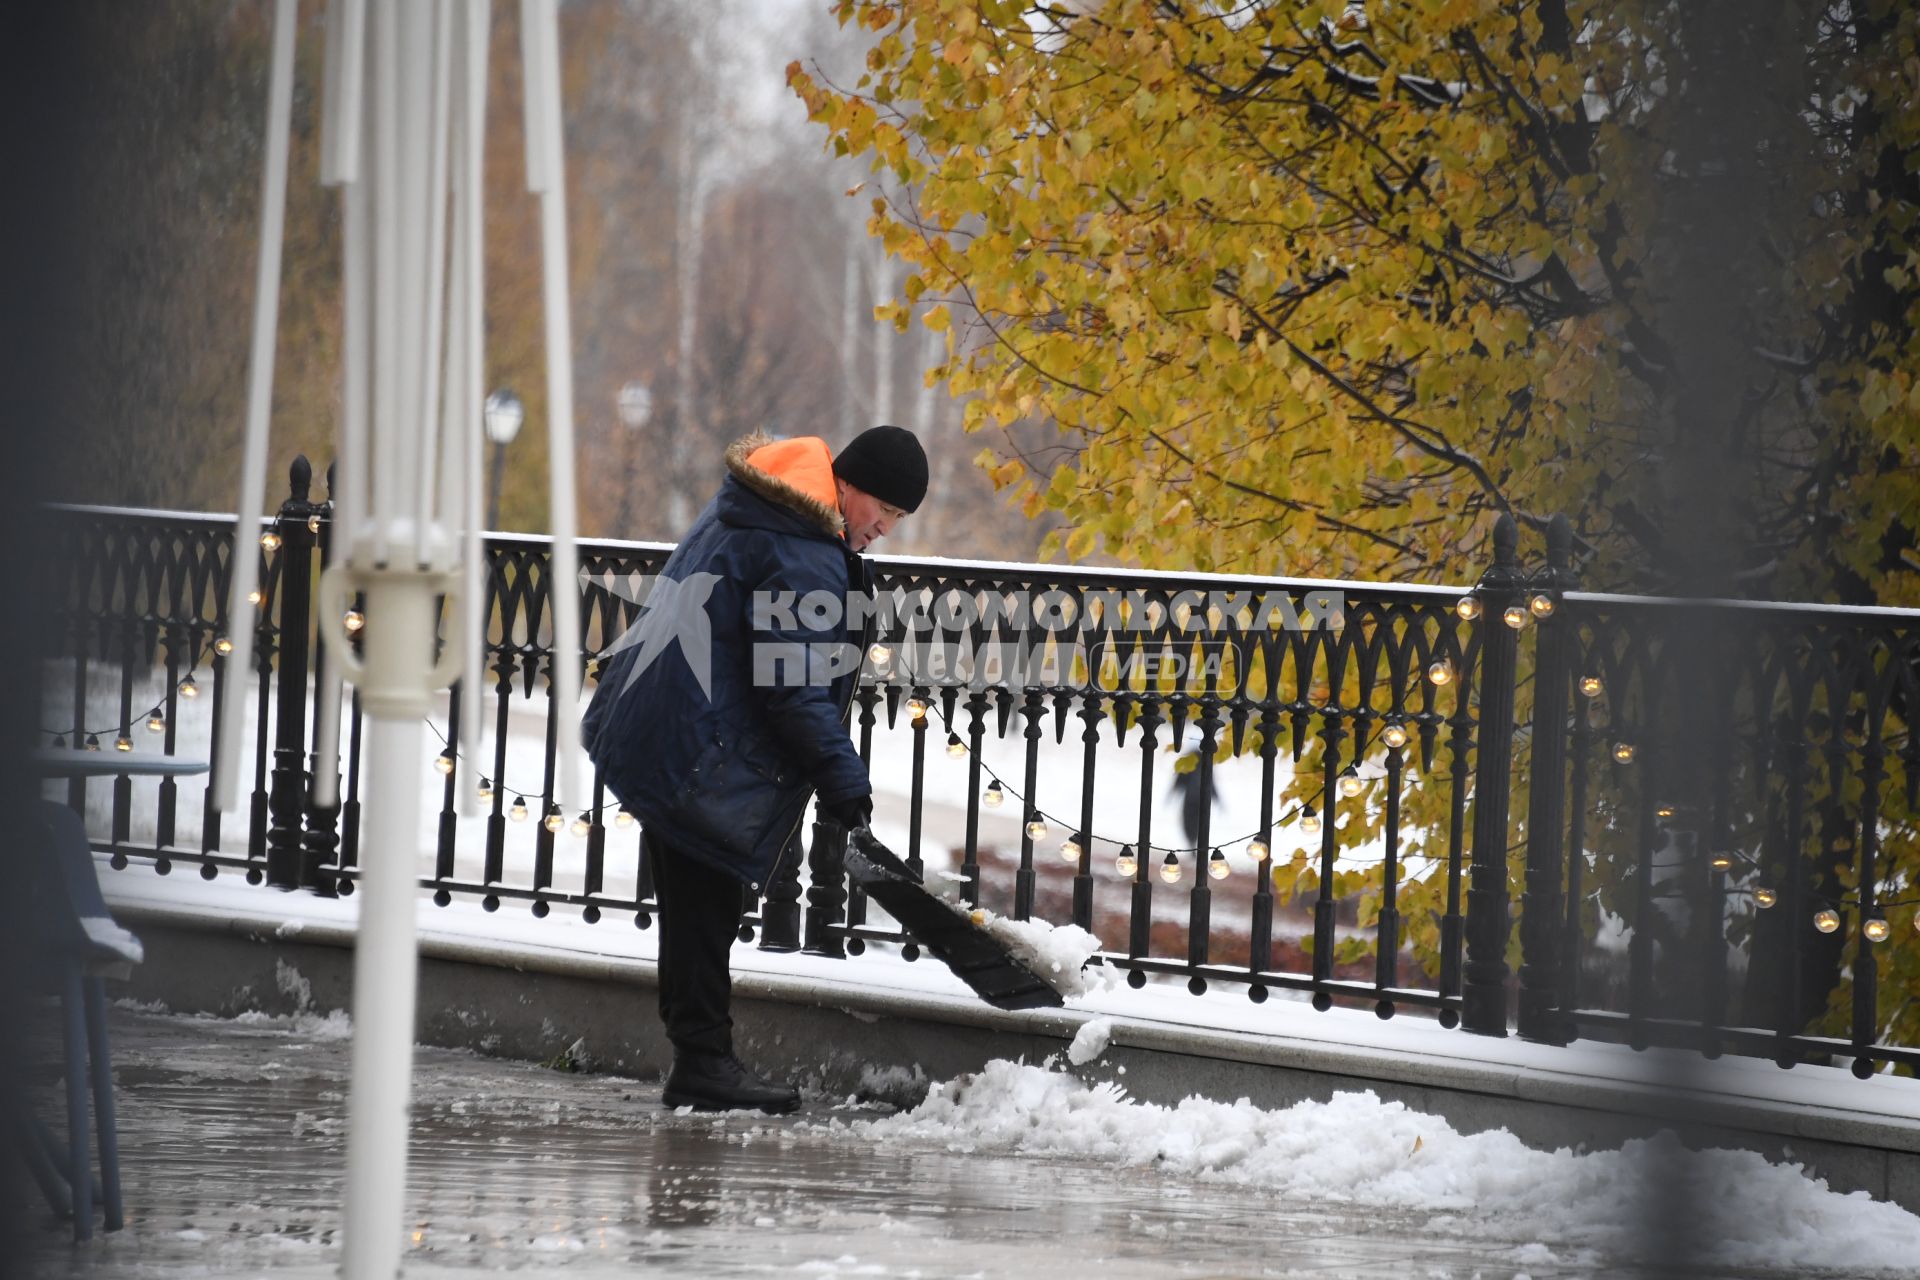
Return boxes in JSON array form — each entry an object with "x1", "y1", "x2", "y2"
[{"x1": 844, "y1": 1059, "x2": 1920, "y2": 1275}]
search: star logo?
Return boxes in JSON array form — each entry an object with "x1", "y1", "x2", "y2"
[{"x1": 582, "y1": 567, "x2": 724, "y2": 701}]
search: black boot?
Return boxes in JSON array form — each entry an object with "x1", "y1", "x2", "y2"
[{"x1": 662, "y1": 1051, "x2": 801, "y2": 1114}]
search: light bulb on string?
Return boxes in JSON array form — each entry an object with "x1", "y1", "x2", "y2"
[
  {"x1": 85, "y1": 734, "x2": 102, "y2": 751},
  {"x1": 1338, "y1": 766, "x2": 1363, "y2": 798},
  {"x1": 51, "y1": 735, "x2": 66, "y2": 750},
  {"x1": 1813, "y1": 908, "x2": 1840, "y2": 934},
  {"x1": 115, "y1": 735, "x2": 133, "y2": 752},
  {"x1": 307, "y1": 514, "x2": 322, "y2": 534},
  {"x1": 1655, "y1": 804, "x2": 1676, "y2": 819},
  {"x1": 1427, "y1": 659, "x2": 1454, "y2": 686},
  {"x1": 1579, "y1": 675, "x2": 1603, "y2": 697},
  {"x1": 571, "y1": 812, "x2": 591, "y2": 838},
  {"x1": 214, "y1": 636, "x2": 234, "y2": 656},
  {"x1": 1612, "y1": 742, "x2": 1636, "y2": 764},
  {"x1": 180, "y1": 675, "x2": 200, "y2": 698},
  {"x1": 344, "y1": 610, "x2": 366, "y2": 633},
  {"x1": 1299, "y1": 805, "x2": 1321, "y2": 835},
  {"x1": 946, "y1": 733, "x2": 967, "y2": 759},
  {"x1": 1208, "y1": 848, "x2": 1230, "y2": 880},
  {"x1": 477, "y1": 777, "x2": 494, "y2": 802},
  {"x1": 1455, "y1": 595, "x2": 1481, "y2": 621},
  {"x1": 1060, "y1": 836, "x2": 1083, "y2": 864},
  {"x1": 906, "y1": 697, "x2": 930, "y2": 724},
  {"x1": 1502, "y1": 605, "x2": 1529, "y2": 630},
  {"x1": 146, "y1": 712, "x2": 166, "y2": 733},
  {"x1": 1529, "y1": 593, "x2": 1555, "y2": 619},
  {"x1": 1709, "y1": 852, "x2": 1733, "y2": 871},
  {"x1": 615, "y1": 809, "x2": 635, "y2": 829},
  {"x1": 509, "y1": 796, "x2": 529, "y2": 822},
  {"x1": 1025, "y1": 814, "x2": 1049, "y2": 842},
  {"x1": 1382, "y1": 723, "x2": 1408, "y2": 750},
  {"x1": 983, "y1": 781, "x2": 1004, "y2": 808},
  {"x1": 1115, "y1": 845, "x2": 1138, "y2": 877},
  {"x1": 434, "y1": 752, "x2": 455, "y2": 777},
  {"x1": 544, "y1": 807, "x2": 565, "y2": 834},
  {"x1": 867, "y1": 642, "x2": 893, "y2": 667},
  {"x1": 247, "y1": 589, "x2": 265, "y2": 607},
  {"x1": 1159, "y1": 851, "x2": 1181, "y2": 884},
  {"x1": 260, "y1": 531, "x2": 282, "y2": 552},
  {"x1": 1754, "y1": 887, "x2": 1777, "y2": 908},
  {"x1": 1863, "y1": 917, "x2": 1891, "y2": 942},
  {"x1": 1248, "y1": 838, "x2": 1270, "y2": 861}
]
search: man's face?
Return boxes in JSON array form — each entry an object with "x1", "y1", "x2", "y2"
[{"x1": 837, "y1": 480, "x2": 908, "y2": 552}]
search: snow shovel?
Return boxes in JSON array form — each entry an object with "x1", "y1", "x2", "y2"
[{"x1": 842, "y1": 829, "x2": 1065, "y2": 1012}]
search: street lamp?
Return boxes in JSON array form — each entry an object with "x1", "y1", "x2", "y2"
[
  {"x1": 615, "y1": 380, "x2": 652, "y2": 530},
  {"x1": 483, "y1": 388, "x2": 523, "y2": 531}
]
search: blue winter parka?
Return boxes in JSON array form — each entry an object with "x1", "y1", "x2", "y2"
[{"x1": 582, "y1": 434, "x2": 874, "y2": 889}]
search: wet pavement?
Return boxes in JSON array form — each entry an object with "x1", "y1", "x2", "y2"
[{"x1": 16, "y1": 1009, "x2": 1785, "y2": 1279}]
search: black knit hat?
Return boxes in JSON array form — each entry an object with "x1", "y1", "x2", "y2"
[{"x1": 832, "y1": 425, "x2": 928, "y2": 513}]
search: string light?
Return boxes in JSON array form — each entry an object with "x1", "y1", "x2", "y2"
[
  {"x1": 1863, "y1": 917, "x2": 1890, "y2": 942},
  {"x1": 260, "y1": 531, "x2": 282, "y2": 551},
  {"x1": 571, "y1": 812, "x2": 591, "y2": 838},
  {"x1": 180, "y1": 676, "x2": 200, "y2": 698},
  {"x1": 1814, "y1": 909, "x2": 1841, "y2": 934},
  {"x1": 477, "y1": 777, "x2": 494, "y2": 802},
  {"x1": 1754, "y1": 887, "x2": 1777, "y2": 908},
  {"x1": 1338, "y1": 766, "x2": 1363, "y2": 798},
  {"x1": 1709, "y1": 852, "x2": 1733, "y2": 871},
  {"x1": 1579, "y1": 675, "x2": 1603, "y2": 697},
  {"x1": 1159, "y1": 851, "x2": 1181, "y2": 883},
  {"x1": 1502, "y1": 605, "x2": 1529, "y2": 630},
  {"x1": 1427, "y1": 659, "x2": 1454, "y2": 686},
  {"x1": 906, "y1": 697, "x2": 929, "y2": 723},
  {"x1": 544, "y1": 806, "x2": 565, "y2": 834},
  {"x1": 214, "y1": 636, "x2": 235, "y2": 656},
  {"x1": 52, "y1": 736, "x2": 65, "y2": 750},
  {"x1": 1059, "y1": 836, "x2": 1083, "y2": 864},
  {"x1": 983, "y1": 781, "x2": 1004, "y2": 808},
  {"x1": 1656, "y1": 803, "x2": 1676, "y2": 818},
  {"x1": 1299, "y1": 805, "x2": 1321, "y2": 835},
  {"x1": 1248, "y1": 838, "x2": 1270, "y2": 861},
  {"x1": 307, "y1": 514, "x2": 322, "y2": 534},
  {"x1": 434, "y1": 752, "x2": 455, "y2": 776},
  {"x1": 1382, "y1": 722, "x2": 1408, "y2": 750},
  {"x1": 85, "y1": 735, "x2": 102, "y2": 751},
  {"x1": 1115, "y1": 845, "x2": 1138, "y2": 877},
  {"x1": 146, "y1": 712, "x2": 166, "y2": 733},
  {"x1": 247, "y1": 589, "x2": 265, "y2": 607},
  {"x1": 867, "y1": 642, "x2": 893, "y2": 667},
  {"x1": 1454, "y1": 595, "x2": 1481, "y2": 621},
  {"x1": 343, "y1": 609, "x2": 366, "y2": 633},
  {"x1": 114, "y1": 735, "x2": 133, "y2": 752},
  {"x1": 616, "y1": 809, "x2": 635, "y2": 828},
  {"x1": 946, "y1": 733, "x2": 967, "y2": 758},
  {"x1": 509, "y1": 796, "x2": 529, "y2": 822},
  {"x1": 1208, "y1": 848, "x2": 1230, "y2": 880},
  {"x1": 1529, "y1": 593, "x2": 1556, "y2": 619},
  {"x1": 1026, "y1": 814, "x2": 1049, "y2": 841},
  {"x1": 1612, "y1": 742, "x2": 1636, "y2": 764}
]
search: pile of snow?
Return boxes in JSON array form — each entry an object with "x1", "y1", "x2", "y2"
[
  {"x1": 853, "y1": 1060, "x2": 1920, "y2": 1274},
  {"x1": 972, "y1": 910, "x2": 1105, "y2": 997}
]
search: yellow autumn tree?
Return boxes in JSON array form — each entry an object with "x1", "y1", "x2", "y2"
[{"x1": 795, "y1": 1, "x2": 1920, "y2": 1054}]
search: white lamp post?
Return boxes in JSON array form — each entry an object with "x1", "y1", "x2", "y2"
[{"x1": 483, "y1": 386, "x2": 523, "y2": 530}]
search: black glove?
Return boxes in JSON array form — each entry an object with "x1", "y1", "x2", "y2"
[{"x1": 821, "y1": 793, "x2": 872, "y2": 831}]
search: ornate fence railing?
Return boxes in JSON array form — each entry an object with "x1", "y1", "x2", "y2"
[{"x1": 34, "y1": 462, "x2": 1920, "y2": 1077}]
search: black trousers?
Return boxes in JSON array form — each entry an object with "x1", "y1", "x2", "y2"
[{"x1": 646, "y1": 833, "x2": 746, "y2": 1057}]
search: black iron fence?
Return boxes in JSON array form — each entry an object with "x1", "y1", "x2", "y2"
[{"x1": 35, "y1": 462, "x2": 1920, "y2": 1076}]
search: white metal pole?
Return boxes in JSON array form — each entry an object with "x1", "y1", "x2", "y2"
[
  {"x1": 457, "y1": 0, "x2": 491, "y2": 813},
  {"x1": 523, "y1": 0, "x2": 585, "y2": 808},
  {"x1": 213, "y1": 0, "x2": 299, "y2": 813},
  {"x1": 370, "y1": 0, "x2": 400, "y2": 567},
  {"x1": 417, "y1": 0, "x2": 455, "y2": 570},
  {"x1": 336, "y1": 573, "x2": 444, "y2": 1280}
]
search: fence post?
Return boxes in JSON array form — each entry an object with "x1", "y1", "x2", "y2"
[
  {"x1": 1517, "y1": 514, "x2": 1576, "y2": 1043},
  {"x1": 266, "y1": 456, "x2": 316, "y2": 890},
  {"x1": 1462, "y1": 512, "x2": 1521, "y2": 1036},
  {"x1": 759, "y1": 827, "x2": 804, "y2": 952},
  {"x1": 801, "y1": 818, "x2": 848, "y2": 958}
]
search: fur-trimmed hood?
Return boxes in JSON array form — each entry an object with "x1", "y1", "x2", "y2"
[{"x1": 723, "y1": 433, "x2": 844, "y2": 537}]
